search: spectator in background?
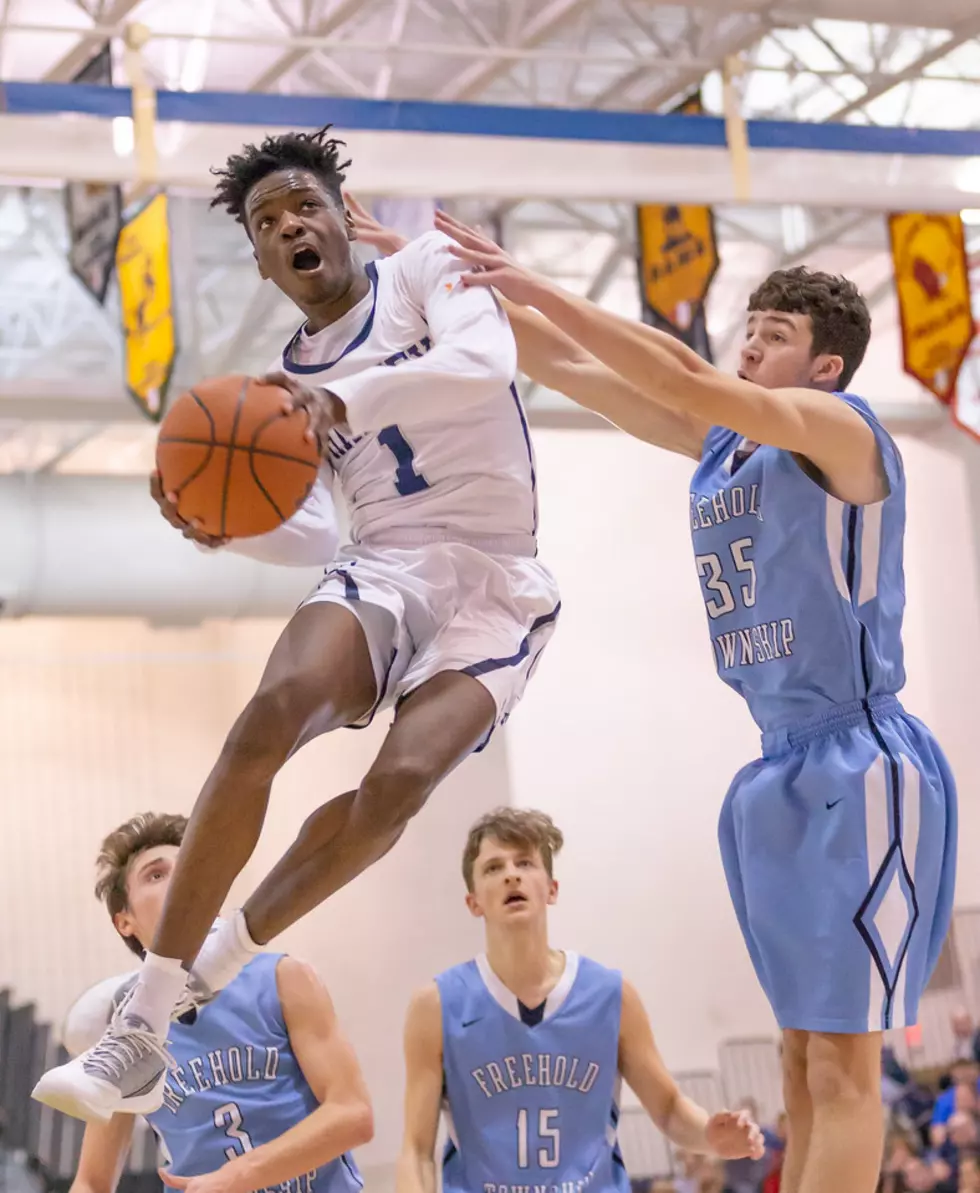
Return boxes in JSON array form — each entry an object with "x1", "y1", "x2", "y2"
[
  {"x1": 950, "y1": 1010, "x2": 980, "y2": 1066},
  {"x1": 959, "y1": 1151, "x2": 980, "y2": 1193},
  {"x1": 928, "y1": 1088, "x2": 979, "y2": 1193},
  {"x1": 676, "y1": 1151, "x2": 725, "y2": 1193},
  {"x1": 932, "y1": 1062, "x2": 980, "y2": 1147}
]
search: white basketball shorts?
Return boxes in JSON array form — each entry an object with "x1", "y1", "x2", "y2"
[{"x1": 300, "y1": 540, "x2": 560, "y2": 746}]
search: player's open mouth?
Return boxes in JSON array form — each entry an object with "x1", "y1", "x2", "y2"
[
  {"x1": 292, "y1": 246, "x2": 322, "y2": 272},
  {"x1": 504, "y1": 892, "x2": 527, "y2": 906}
]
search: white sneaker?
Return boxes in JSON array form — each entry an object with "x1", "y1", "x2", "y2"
[{"x1": 32, "y1": 1011, "x2": 172, "y2": 1123}]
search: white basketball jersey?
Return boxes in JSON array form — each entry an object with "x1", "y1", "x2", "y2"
[{"x1": 280, "y1": 231, "x2": 538, "y2": 555}]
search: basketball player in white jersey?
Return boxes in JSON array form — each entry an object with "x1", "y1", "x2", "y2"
[
  {"x1": 35, "y1": 126, "x2": 559, "y2": 1121},
  {"x1": 398, "y1": 807, "x2": 764, "y2": 1193},
  {"x1": 67, "y1": 812, "x2": 371, "y2": 1193}
]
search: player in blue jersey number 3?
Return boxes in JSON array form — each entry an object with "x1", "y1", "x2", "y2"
[
  {"x1": 432, "y1": 212, "x2": 957, "y2": 1193},
  {"x1": 65, "y1": 812, "x2": 372, "y2": 1193}
]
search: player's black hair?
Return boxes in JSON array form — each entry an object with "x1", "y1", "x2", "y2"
[
  {"x1": 748, "y1": 266, "x2": 871, "y2": 390},
  {"x1": 210, "y1": 124, "x2": 352, "y2": 229}
]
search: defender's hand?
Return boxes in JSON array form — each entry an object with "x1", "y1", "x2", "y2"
[
  {"x1": 433, "y1": 210, "x2": 549, "y2": 308},
  {"x1": 343, "y1": 191, "x2": 409, "y2": 256}
]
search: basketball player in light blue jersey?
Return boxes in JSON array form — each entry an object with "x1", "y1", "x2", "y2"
[
  {"x1": 67, "y1": 813, "x2": 372, "y2": 1193},
  {"x1": 397, "y1": 807, "x2": 764, "y2": 1193},
  {"x1": 421, "y1": 212, "x2": 957, "y2": 1193}
]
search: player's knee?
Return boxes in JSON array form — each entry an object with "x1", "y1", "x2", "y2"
[
  {"x1": 805, "y1": 1034, "x2": 879, "y2": 1110},
  {"x1": 359, "y1": 755, "x2": 439, "y2": 832},
  {"x1": 782, "y1": 1031, "x2": 810, "y2": 1112},
  {"x1": 225, "y1": 675, "x2": 320, "y2": 773}
]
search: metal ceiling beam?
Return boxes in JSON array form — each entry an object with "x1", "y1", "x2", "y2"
[
  {"x1": 434, "y1": 0, "x2": 593, "y2": 102},
  {"x1": 615, "y1": 11, "x2": 773, "y2": 113},
  {"x1": 42, "y1": 0, "x2": 144, "y2": 82},
  {"x1": 247, "y1": 0, "x2": 366, "y2": 92},
  {"x1": 826, "y1": 16, "x2": 980, "y2": 121},
  {"x1": 373, "y1": 0, "x2": 414, "y2": 99}
]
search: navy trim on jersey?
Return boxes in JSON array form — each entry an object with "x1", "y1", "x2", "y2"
[
  {"x1": 347, "y1": 646, "x2": 400, "y2": 733},
  {"x1": 340, "y1": 1153, "x2": 364, "y2": 1189},
  {"x1": 282, "y1": 262, "x2": 380, "y2": 375},
  {"x1": 461, "y1": 602, "x2": 561, "y2": 680},
  {"x1": 324, "y1": 566, "x2": 360, "y2": 602},
  {"x1": 509, "y1": 383, "x2": 538, "y2": 536}
]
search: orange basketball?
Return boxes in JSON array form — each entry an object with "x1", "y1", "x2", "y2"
[{"x1": 156, "y1": 375, "x2": 321, "y2": 539}]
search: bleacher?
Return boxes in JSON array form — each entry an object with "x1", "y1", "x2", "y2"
[{"x1": 0, "y1": 987, "x2": 161, "y2": 1193}]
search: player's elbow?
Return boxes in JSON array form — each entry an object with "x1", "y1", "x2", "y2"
[
  {"x1": 342, "y1": 1098, "x2": 375, "y2": 1149},
  {"x1": 451, "y1": 318, "x2": 517, "y2": 387},
  {"x1": 462, "y1": 343, "x2": 516, "y2": 390}
]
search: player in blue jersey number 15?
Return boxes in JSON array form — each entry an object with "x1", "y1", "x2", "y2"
[
  {"x1": 65, "y1": 812, "x2": 372, "y2": 1193},
  {"x1": 396, "y1": 808, "x2": 764, "y2": 1193},
  {"x1": 419, "y1": 209, "x2": 956, "y2": 1193}
]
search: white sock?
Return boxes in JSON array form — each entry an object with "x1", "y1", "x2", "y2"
[
  {"x1": 192, "y1": 910, "x2": 262, "y2": 994},
  {"x1": 124, "y1": 953, "x2": 188, "y2": 1038}
]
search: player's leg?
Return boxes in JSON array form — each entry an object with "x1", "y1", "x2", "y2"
[
  {"x1": 780, "y1": 1029, "x2": 813, "y2": 1193},
  {"x1": 148, "y1": 601, "x2": 376, "y2": 970},
  {"x1": 242, "y1": 669, "x2": 496, "y2": 943},
  {"x1": 797, "y1": 1030, "x2": 882, "y2": 1193},
  {"x1": 30, "y1": 599, "x2": 379, "y2": 1123},
  {"x1": 240, "y1": 546, "x2": 557, "y2": 942}
]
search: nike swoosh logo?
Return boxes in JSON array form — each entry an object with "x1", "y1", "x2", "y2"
[
  {"x1": 462, "y1": 1018, "x2": 481, "y2": 1028},
  {"x1": 826, "y1": 798, "x2": 844, "y2": 810}
]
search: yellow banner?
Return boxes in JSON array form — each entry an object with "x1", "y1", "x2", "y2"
[
  {"x1": 637, "y1": 203, "x2": 719, "y2": 331},
  {"x1": 888, "y1": 211, "x2": 975, "y2": 404},
  {"x1": 116, "y1": 192, "x2": 175, "y2": 420}
]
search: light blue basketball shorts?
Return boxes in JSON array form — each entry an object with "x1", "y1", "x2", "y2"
[{"x1": 718, "y1": 695, "x2": 957, "y2": 1034}]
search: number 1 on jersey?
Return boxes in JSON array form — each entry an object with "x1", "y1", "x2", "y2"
[
  {"x1": 378, "y1": 425, "x2": 429, "y2": 496},
  {"x1": 516, "y1": 1107, "x2": 560, "y2": 1169}
]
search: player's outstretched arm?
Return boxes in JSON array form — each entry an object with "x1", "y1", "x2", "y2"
[
  {"x1": 161, "y1": 958, "x2": 373, "y2": 1193},
  {"x1": 396, "y1": 984, "x2": 444, "y2": 1193},
  {"x1": 503, "y1": 301, "x2": 707, "y2": 458},
  {"x1": 337, "y1": 200, "x2": 707, "y2": 455},
  {"x1": 618, "y1": 980, "x2": 765, "y2": 1160},
  {"x1": 69, "y1": 1115, "x2": 136, "y2": 1193},
  {"x1": 436, "y1": 210, "x2": 884, "y2": 505}
]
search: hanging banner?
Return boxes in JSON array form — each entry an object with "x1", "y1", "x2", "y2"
[
  {"x1": 952, "y1": 337, "x2": 980, "y2": 444},
  {"x1": 636, "y1": 91, "x2": 718, "y2": 362},
  {"x1": 64, "y1": 46, "x2": 122, "y2": 305},
  {"x1": 116, "y1": 191, "x2": 176, "y2": 421},
  {"x1": 888, "y1": 211, "x2": 975, "y2": 404}
]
